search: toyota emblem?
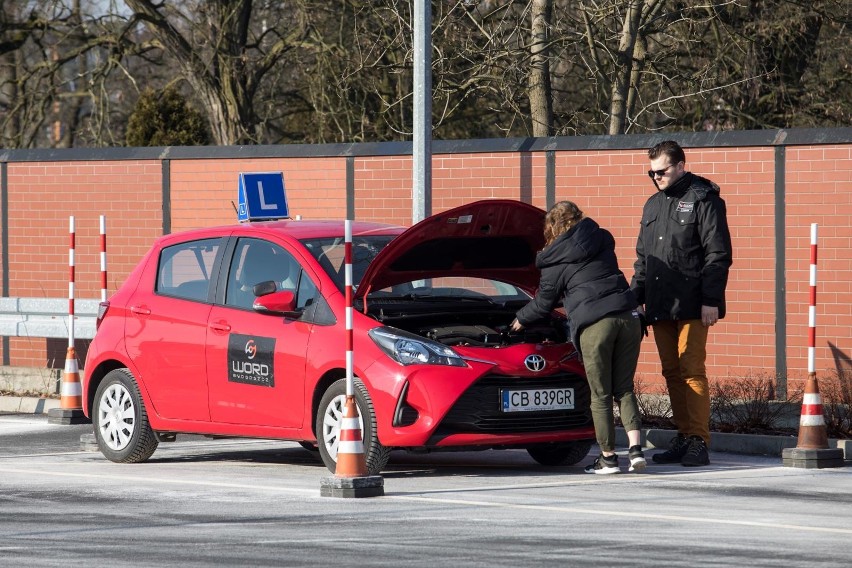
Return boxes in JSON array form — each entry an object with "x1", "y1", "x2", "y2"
[{"x1": 524, "y1": 354, "x2": 546, "y2": 372}]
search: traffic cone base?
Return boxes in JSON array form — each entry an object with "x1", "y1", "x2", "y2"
[{"x1": 782, "y1": 447, "x2": 845, "y2": 469}]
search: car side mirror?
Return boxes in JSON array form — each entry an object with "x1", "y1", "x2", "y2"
[
  {"x1": 252, "y1": 280, "x2": 277, "y2": 297},
  {"x1": 253, "y1": 289, "x2": 299, "y2": 316}
]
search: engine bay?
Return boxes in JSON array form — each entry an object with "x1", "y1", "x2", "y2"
[{"x1": 366, "y1": 301, "x2": 568, "y2": 347}]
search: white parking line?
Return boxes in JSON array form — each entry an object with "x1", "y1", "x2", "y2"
[
  {"x1": 0, "y1": 466, "x2": 313, "y2": 495},
  {"x1": 390, "y1": 494, "x2": 852, "y2": 535}
]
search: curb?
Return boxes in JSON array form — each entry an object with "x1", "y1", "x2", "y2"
[
  {"x1": 617, "y1": 427, "x2": 851, "y2": 461},
  {"x1": 0, "y1": 395, "x2": 60, "y2": 415}
]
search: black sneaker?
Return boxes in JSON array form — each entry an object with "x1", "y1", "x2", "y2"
[
  {"x1": 584, "y1": 453, "x2": 620, "y2": 474},
  {"x1": 681, "y1": 435, "x2": 710, "y2": 467},
  {"x1": 628, "y1": 445, "x2": 647, "y2": 472},
  {"x1": 651, "y1": 434, "x2": 689, "y2": 464}
]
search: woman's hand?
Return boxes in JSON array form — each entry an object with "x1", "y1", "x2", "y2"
[{"x1": 510, "y1": 318, "x2": 524, "y2": 332}]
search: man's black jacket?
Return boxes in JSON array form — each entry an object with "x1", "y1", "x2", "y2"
[{"x1": 631, "y1": 172, "x2": 733, "y2": 323}]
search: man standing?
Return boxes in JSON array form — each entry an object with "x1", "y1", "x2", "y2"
[{"x1": 632, "y1": 140, "x2": 733, "y2": 467}]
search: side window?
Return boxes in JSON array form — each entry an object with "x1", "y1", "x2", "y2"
[
  {"x1": 225, "y1": 238, "x2": 299, "y2": 309},
  {"x1": 295, "y1": 270, "x2": 318, "y2": 310},
  {"x1": 156, "y1": 238, "x2": 221, "y2": 302}
]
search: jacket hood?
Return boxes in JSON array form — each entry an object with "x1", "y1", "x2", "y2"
[
  {"x1": 536, "y1": 217, "x2": 605, "y2": 269},
  {"x1": 666, "y1": 172, "x2": 720, "y2": 200}
]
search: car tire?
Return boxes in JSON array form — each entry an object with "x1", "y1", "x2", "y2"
[
  {"x1": 526, "y1": 440, "x2": 593, "y2": 466},
  {"x1": 93, "y1": 368, "x2": 159, "y2": 463},
  {"x1": 316, "y1": 378, "x2": 390, "y2": 475}
]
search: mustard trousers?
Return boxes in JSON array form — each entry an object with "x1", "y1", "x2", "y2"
[{"x1": 652, "y1": 319, "x2": 711, "y2": 445}]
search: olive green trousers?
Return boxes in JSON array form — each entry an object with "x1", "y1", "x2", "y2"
[{"x1": 578, "y1": 310, "x2": 643, "y2": 452}]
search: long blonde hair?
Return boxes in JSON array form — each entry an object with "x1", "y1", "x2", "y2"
[{"x1": 543, "y1": 201, "x2": 584, "y2": 247}]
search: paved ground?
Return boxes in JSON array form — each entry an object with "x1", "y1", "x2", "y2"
[
  {"x1": 0, "y1": 413, "x2": 850, "y2": 567},
  {"x1": 3, "y1": 393, "x2": 847, "y2": 458}
]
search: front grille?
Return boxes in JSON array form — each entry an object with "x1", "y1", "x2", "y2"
[{"x1": 429, "y1": 372, "x2": 592, "y2": 443}]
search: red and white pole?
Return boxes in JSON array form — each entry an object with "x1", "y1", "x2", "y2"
[
  {"x1": 798, "y1": 222, "x2": 826, "y2": 435},
  {"x1": 100, "y1": 215, "x2": 107, "y2": 302},
  {"x1": 68, "y1": 215, "x2": 75, "y2": 348},
  {"x1": 344, "y1": 219, "x2": 354, "y2": 397},
  {"x1": 321, "y1": 219, "x2": 384, "y2": 493},
  {"x1": 807, "y1": 223, "x2": 818, "y2": 376},
  {"x1": 781, "y1": 222, "x2": 843, "y2": 465},
  {"x1": 332, "y1": 219, "x2": 368, "y2": 477},
  {"x1": 797, "y1": 223, "x2": 827, "y2": 441},
  {"x1": 48, "y1": 215, "x2": 85, "y2": 421}
]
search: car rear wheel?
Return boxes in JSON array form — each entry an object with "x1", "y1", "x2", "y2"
[
  {"x1": 93, "y1": 368, "x2": 159, "y2": 463},
  {"x1": 316, "y1": 378, "x2": 390, "y2": 475},
  {"x1": 526, "y1": 440, "x2": 593, "y2": 466}
]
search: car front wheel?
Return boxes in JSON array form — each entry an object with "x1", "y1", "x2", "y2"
[
  {"x1": 316, "y1": 378, "x2": 390, "y2": 475},
  {"x1": 527, "y1": 440, "x2": 593, "y2": 466},
  {"x1": 93, "y1": 368, "x2": 158, "y2": 463}
]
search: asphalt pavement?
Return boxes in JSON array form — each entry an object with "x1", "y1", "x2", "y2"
[{"x1": 0, "y1": 412, "x2": 850, "y2": 567}]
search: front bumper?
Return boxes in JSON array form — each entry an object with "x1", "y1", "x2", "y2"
[
  {"x1": 426, "y1": 371, "x2": 593, "y2": 446},
  {"x1": 366, "y1": 352, "x2": 594, "y2": 449}
]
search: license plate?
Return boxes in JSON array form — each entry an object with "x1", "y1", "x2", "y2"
[{"x1": 501, "y1": 388, "x2": 574, "y2": 412}]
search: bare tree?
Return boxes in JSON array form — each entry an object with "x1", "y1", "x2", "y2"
[
  {"x1": 122, "y1": 0, "x2": 319, "y2": 145},
  {"x1": 0, "y1": 0, "x2": 143, "y2": 148},
  {"x1": 529, "y1": 0, "x2": 553, "y2": 136},
  {"x1": 2, "y1": 1, "x2": 848, "y2": 147}
]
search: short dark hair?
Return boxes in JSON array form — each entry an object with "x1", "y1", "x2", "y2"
[{"x1": 648, "y1": 140, "x2": 685, "y2": 164}]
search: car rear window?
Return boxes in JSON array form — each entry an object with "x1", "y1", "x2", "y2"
[{"x1": 156, "y1": 238, "x2": 222, "y2": 302}]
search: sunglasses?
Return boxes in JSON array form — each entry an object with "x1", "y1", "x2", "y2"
[{"x1": 647, "y1": 164, "x2": 676, "y2": 179}]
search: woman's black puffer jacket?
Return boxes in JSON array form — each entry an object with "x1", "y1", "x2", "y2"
[{"x1": 515, "y1": 217, "x2": 637, "y2": 354}]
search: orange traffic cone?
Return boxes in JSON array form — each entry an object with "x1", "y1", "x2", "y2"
[
  {"x1": 334, "y1": 395, "x2": 369, "y2": 477},
  {"x1": 794, "y1": 374, "x2": 830, "y2": 449},
  {"x1": 320, "y1": 394, "x2": 384, "y2": 498},
  {"x1": 782, "y1": 374, "x2": 844, "y2": 468},
  {"x1": 47, "y1": 346, "x2": 90, "y2": 425}
]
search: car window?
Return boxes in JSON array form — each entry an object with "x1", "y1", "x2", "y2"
[
  {"x1": 301, "y1": 236, "x2": 395, "y2": 292},
  {"x1": 225, "y1": 238, "x2": 302, "y2": 309},
  {"x1": 156, "y1": 238, "x2": 221, "y2": 302},
  {"x1": 295, "y1": 269, "x2": 318, "y2": 310}
]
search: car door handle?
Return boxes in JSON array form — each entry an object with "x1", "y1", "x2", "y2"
[
  {"x1": 209, "y1": 321, "x2": 231, "y2": 333},
  {"x1": 130, "y1": 305, "x2": 151, "y2": 315}
]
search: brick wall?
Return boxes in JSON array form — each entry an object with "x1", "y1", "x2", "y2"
[
  {"x1": 2, "y1": 160, "x2": 162, "y2": 367},
  {"x1": 1, "y1": 133, "x2": 850, "y2": 395}
]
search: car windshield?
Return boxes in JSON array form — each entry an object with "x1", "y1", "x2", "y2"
[
  {"x1": 369, "y1": 276, "x2": 530, "y2": 302},
  {"x1": 301, "y1": 236, "x2": 531, "y2": 301},
  {"x1": 301, "y1": 235, "x2": 395, "y2": 292}
]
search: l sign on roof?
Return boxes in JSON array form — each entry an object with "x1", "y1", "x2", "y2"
[{"x1": 237, "y1": 172, "x2": 289, "y2": 223}]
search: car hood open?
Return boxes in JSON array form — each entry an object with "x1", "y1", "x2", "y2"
[{"x1": 355, "y1": 199, "x2": 546, "y2": 299}]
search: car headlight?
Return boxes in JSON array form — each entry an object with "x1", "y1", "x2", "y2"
[{"x1": 368, "y1": 327, "x2": 466, "y2": 367}]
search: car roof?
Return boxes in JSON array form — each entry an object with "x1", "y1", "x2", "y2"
[{"x1": 154, "y1": 219, "x2": 406, "y2": 246}]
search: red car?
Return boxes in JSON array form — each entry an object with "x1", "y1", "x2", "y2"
[{"x1": 83, "y1": 199, "x2": 594, "y2": 473}]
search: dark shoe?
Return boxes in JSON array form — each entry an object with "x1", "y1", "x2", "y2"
[
  {"x1": 584, "y1": 453, "x2": 620, "y2": 475},
  {"x1": 651, "y1": 434, "x2": 688, "y2": 464},
  {"x1": 628, "y1": 445, "x2": 647, "y2": 472},
  {"x1": 681, "y1": 435, "x2": 710, "y2": 467}
]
